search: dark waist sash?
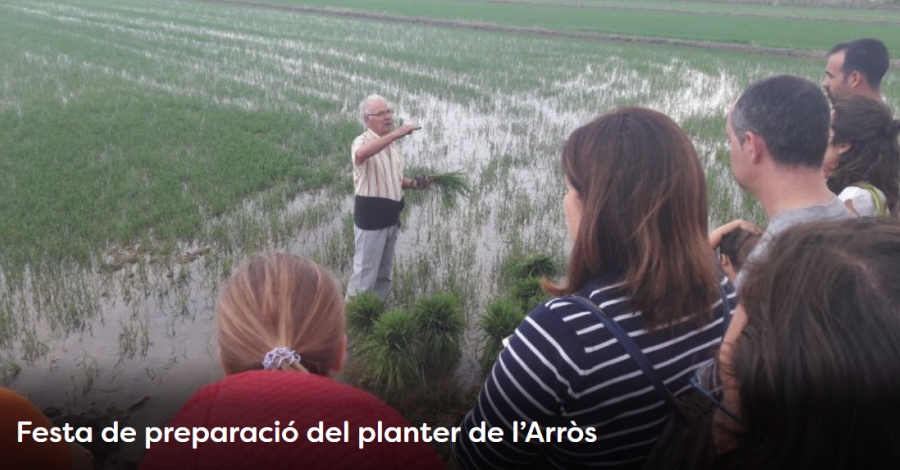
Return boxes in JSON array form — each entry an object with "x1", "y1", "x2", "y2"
[{"x1": 354, "y1": 195, "x2": 404, "y2": 230}]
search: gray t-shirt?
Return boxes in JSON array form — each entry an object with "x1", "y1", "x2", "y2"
[{"x1": 735, "y1": 196, "x2": 852, "y2": 288}]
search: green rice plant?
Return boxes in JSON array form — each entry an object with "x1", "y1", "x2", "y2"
[
  {"x1": 362, "y1": 309, "x2": 422, "y2": 392},
  {"x1": 498, "y1": 252, "x2": 560, "y2": 289},
  {"x1": 511, "y1": 276, "x2": 549, "y2": 311},
  {"x1": 478, "y1": 298, "x2": 526, "y2": 373},
  {"x1": 426, "y1": 171, "x2": 472, "y2": 209},
  {"x1": 515, "y1": 254, "x2": 559, "y2": 279},
  {"x1": 21, "y1": 328, "x2": 49, "y2": 363},
  {"x1": 411, "y1": 292, "x2": 465, "y2": 376},
  {"x1": 0, "y1": 354, "x2": 22, "y2": 385},
  {"x1": 346, "y1": 292, "x2": 385, "y2": 338}
]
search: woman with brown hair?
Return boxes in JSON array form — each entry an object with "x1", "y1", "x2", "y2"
[
  {"x1": 824, "y1": 95, "x2": 900, "y2": 216},
  {"x1": 140, "y1": 253, "x2": 443, "y2": 470},
  {"x1": 454, "y1": 107, "x2": 735, "y2": 470},
  {"x1": 712, "y1": 217, "x2": 900, "y2": 468}
]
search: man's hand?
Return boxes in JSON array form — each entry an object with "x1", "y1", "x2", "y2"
[
  {"x1": 413, "y1": 174, "x2": 433, "y2": 190},
  {"x1": 402, "y1": 175, "x2": 433, "y2": 190},
  {"x1": 709, "y1": 219, "x2": 762, "y2": 250},
  {"x1": 394, "y1": 123, "x2": 421, "y2": 138}
]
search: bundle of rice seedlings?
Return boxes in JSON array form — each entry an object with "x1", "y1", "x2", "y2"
[
  {"x1": 412, "y1": 292, "x2": 465, "y2": 375},
  {"x1": 478, "y1": 298, "x2": 527, "y2": 373},
  {"x1": 426, "y1": 171, "x2": 472, "y2": 209},
  {"x1": 498, "y1": 252, "x2": 559, "y2": 288},
  {"x1": 511, "y1": 276, "x2": 549, "y2": 311},
  {"x1": 516, "y1": 254, "x2": 559, "y2": 279},
  {"x1": 363, "y1": 309, "x2": 422, "y2": 392},
  {"x1": 346, "y1": 292, "x2": 385, "y2": 338}
]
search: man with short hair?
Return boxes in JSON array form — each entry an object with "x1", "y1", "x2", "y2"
[
  {"x1": 347, "y1": 94, "x2": 430, "y2": 301},
  {"x1": 726, "y1": 75, "x2": 852, "y2": 287},
  {"x1": 823, "y1": 38, "x2": 889, "y2": 102}
]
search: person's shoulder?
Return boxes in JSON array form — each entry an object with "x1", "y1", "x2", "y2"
[
  {"x1": 838, "y1": 185, "x2": 869, "y2": 200},
  {"x1": 520, "y1": 279, "x2": 628, "y2": 342},
  {"x1": 0, "y1": 386, "x2": 31, "y2": 407},
  {"x1": 0, "y1": 387, "x2": 54, "y2": 427},
  {"x1": 351, "y1": 129, "x2": 373, "y2": 151},
  {"x1": 182, "y1": 371, "x2": 408, "y2": 421},
  {"x1": 536, "y1": 279, "x2": 626, "y2": 314},
  {"x1": 353, "y1": 129, "x2": 375, "y2": 143}
]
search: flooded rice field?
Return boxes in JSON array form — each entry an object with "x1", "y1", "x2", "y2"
[{"x1": 4, "y1": 0, "x2": 896, "y2": 466}]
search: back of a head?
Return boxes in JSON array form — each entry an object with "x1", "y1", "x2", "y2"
[
  {"x1": 552, "y1": 106, "x2": 718, "y2": 328},
  {"x1": 730, "y1": 217, "x2": 900, "y2": 469},
  {"x1": 731, "y1": 75, "x2": 830, "y2": 168},
  {"x1": 832, "y1": 38, "x2": 890, "y2": 89},
  {"x1": 828, "y1": 95, "x2": 900, "y2": 214},
  {"x1": 217, "y1": 253, "x2": 345, "y2": 376},
  {"x1": 719, "y1": 228, "x2": 761, "y2": 272}
]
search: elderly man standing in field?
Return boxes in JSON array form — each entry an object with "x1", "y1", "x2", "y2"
[
  {"x1": 346, "y1": 94, "x2": 431, "y2": 301},
  {"x1": 718, "y1": 75, "x2": 852, "y2": 288},
  {"x1": 823, "y1": 38, "x2": 889, "y2": 102}
]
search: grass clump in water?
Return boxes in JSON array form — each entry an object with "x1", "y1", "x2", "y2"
[
  {"x1": 499, "y1": 253, "x2": 559, "y2": 288},
  {"x1": 361, "y1": 309, "x2": 422, "y2": 393},
  {"x1": 412, "y1": 292, "x2": 465, "y2": 376},
  {"x1": 346, "y1": 292, "x2": 385, "y2": 338},
  {"x1": 478, "y1": 298, "x2": 526, "y2": 373},
  {"x1": 511, "y1": 276, "x2": 552, "y2": 311}
]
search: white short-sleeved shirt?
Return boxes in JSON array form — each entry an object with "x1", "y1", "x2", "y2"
[
  {"x1": 838, "y1": 185, "x2": 886, "y2": 217},
  {"x1": 351, "y1": 129, "x2": 404, "y2": 202}
]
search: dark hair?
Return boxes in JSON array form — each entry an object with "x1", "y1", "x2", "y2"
[
  {"x1": 830, "y1": 38, "x2": 890, "y2": 88},
  {"x1": 731, "y1": 75, "x2": 830, "y2": 168},
  {"x1": 827, "y1": 95, "x2": 900, "y2": 216},
  {"x1": 723, "y1": 217, "x2": 900, "y2": 469},
  {"x1": 719, "y1": 229, "x2": 761, "y2": 272},
  {"x1": 544, "y1": 106, "x2": 718, "y2": 330}
]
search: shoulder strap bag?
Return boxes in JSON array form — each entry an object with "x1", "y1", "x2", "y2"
[{"x1": 564, "y1": 283, "x2": 730, "y2": 470}]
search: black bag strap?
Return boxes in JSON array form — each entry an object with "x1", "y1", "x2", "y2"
[
  {"x1": 565, "y1": 287, "x2": 731, "y2": 419},
  {"x1": 564, "y1": 295, "x2": 681, "y2": 415},
  {"x1": 717, "y1": 280, "x2": 732, "y2": 338}
]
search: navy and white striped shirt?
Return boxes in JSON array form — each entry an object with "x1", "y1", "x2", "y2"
[{"x1": 454, "y1": 275, "x2": 736, "y2": 470}]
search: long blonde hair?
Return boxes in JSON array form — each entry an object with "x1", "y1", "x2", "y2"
[{"x1": 217, "y1": 253, "x2": 345, "y2": 375}]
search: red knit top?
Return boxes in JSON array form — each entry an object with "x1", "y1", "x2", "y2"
[{"x1": 139, "y1": 371, "x2": 445, "y2": 470}]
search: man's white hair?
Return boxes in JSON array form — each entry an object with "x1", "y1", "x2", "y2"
[{"x1": 359, "y1": 94, "x2": 389, "y2": 125}]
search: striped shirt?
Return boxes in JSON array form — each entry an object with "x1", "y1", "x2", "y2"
[
  {"x1": 454, "y1": 275, "x2": 736, "y2": 470},
  {"x1": 352, "y1": 128, "x2": 404, "y2": 201}
]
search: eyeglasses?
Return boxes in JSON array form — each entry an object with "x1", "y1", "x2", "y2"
[
  {"x1": 366, "y1": 109, "x2": 393, "y2": 117},
  {"x1": 689, "y1": 359, "x2": 745, "y2": 427}
]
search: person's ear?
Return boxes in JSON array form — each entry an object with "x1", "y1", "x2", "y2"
[
  {"x1": 720, "y1": 254, "x2": 738, "y2": 282},
  {"x1": 330, "y1": 334, "x2": 347, "y2": 374},
  {"x1": 847, "y1": 70, "x2": 863, "y2": 88},
  {"x1": 835, "y1": 141, "x2": 852, "y2": 155},
  {"x1": 744, "y1": 131, "x2": 768, "y2": 165}
]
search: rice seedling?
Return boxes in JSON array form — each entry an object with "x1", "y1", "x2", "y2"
[
  {"x1": 75, "y1": 352, "x2": 99, "y2": 394},
  {"x1": 500, "y1": 253, "x2": 560, "y2": 285},
  {"x1": 424, "y1": 171, "x2": 472, "y2": 209},
  {"x1": 478, "y1": 297, "x2": 527, "y2": 373},
  {"x1": 346, "y1": 292, "x2": 385, "y2": 338},
  {"x1": 411, "y1": 292, "x2": 465, "y2": 376},
  {"x1": 0, "y1": 356, "x2": 22, "y2": 385},
  {"x1": 21, "y1": 328, "x2": 49, "y2": 363},
  {"x1": 511, "y1": 276, "x2": 551, "y2": 312},
  {"x1": 361, "y1": 309, "x2": 422, "y2": 392}
]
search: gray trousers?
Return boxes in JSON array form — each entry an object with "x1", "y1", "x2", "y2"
[{"x1": 346, "y1": 225, "x2": 399, "y2": 301}]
